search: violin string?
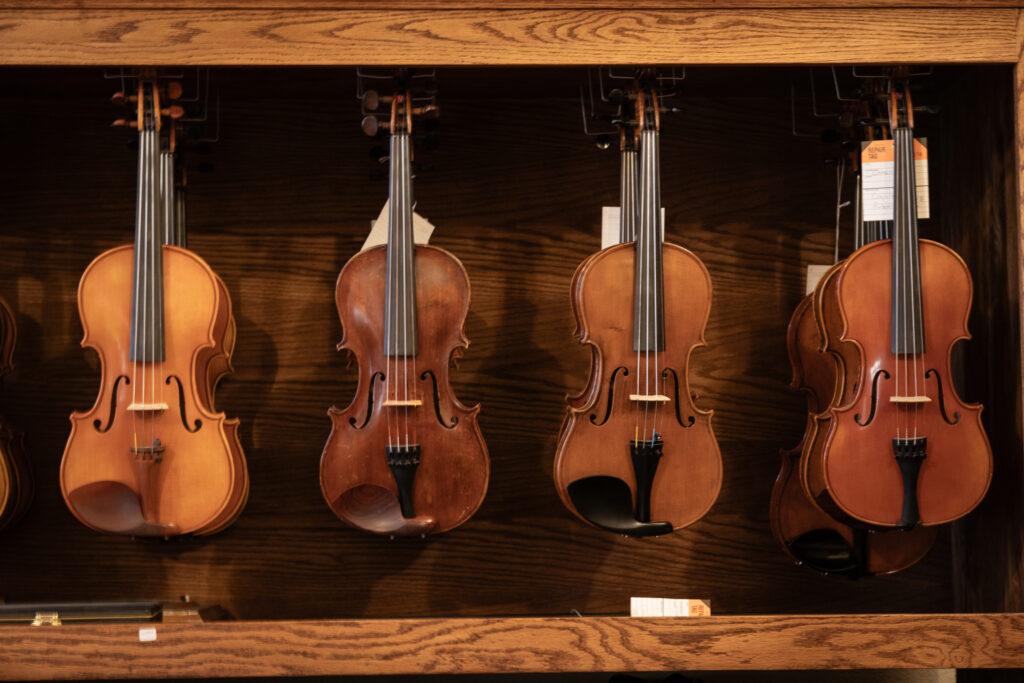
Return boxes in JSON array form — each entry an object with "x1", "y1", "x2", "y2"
[
  {"x1": 148, "y1": 124, "x2": 158, "y2": 452},
  {"x1": 402, "y1": 130, "x2": 416, "y2": 450},
  {"x1": 402, "y1": 131, "x2": 411, "y2": 451},
  {"x1": 141, "y1": 127, "x2": 152, "y2": 450},
  {"x1": 131, "y1": 108, "x2": 144, "y2": 452},
  {"x1": 634, "y1": 136, "x2": 644, "y2": 445},
  {"x1": 385, "y1": 130, "x2": 395, "y2": 452},
  {"x1": 642, "y1": 126, "x2": 652, "y2": 444},
  {"x1": 651, "y1": 125, "x2": 662, "y2": 444},
  {"x1": 906, "y1": 128, "x2": 920, "y2": 441}
]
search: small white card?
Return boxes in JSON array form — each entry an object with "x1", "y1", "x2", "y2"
[
  {"x1": 630, "y1": 597, "x2": 711, "y2": 617},
  {"x1": 600, "y1": 207, "x2": 666, "y2": 250},
  {"x1": 138, "y1": 627, "x2": 157, "y2": 642},
  {"x1": 361, "y1": 199, "x2": 435, "y2": 251}
]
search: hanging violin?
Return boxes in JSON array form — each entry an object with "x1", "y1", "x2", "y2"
[
  {"x1": 772, "y1": 111, "x2": 936, "y2": 574},
  {"x1": 61, "y1": 73, "x2": 245, "y2": 537},
  {"x1": 320, "y1": 86, "x2": 489, "y2": 536},
  {"x1": 555, "y1": 82, "x2": 722, "y2": 537},
  {"x1": 808, "y1": 78, "x2": 992, "y2": 529},
  {"x1": 0, "y1": 296, "x2": 31, "y2": 531}
]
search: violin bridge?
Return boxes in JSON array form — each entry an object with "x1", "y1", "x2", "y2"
[
  {"x1": 889, "y1": 396, "x2": 932, "y2": 404},
  {"x1": 382, "y1": 399, "x2": 423, "y2": 408},
  {"x1": 629, "y1": 394, "x2": 671, "y2": 403},
  {"x1": 127, "y1": 402, "x2": 170, "y2": 412}
]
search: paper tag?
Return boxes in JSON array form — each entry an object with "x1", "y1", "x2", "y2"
[
  {"x1": 361, "y1": 199, "x2": 435, "y2": 251},
  {"x1": 630, "y1": 597, "x2": 711, "y2": 617},
  {"x1": 600, "y1": 207, "x2": 666, "y2": 250},
  {"x1": 861, "y1": 139, "x2": 929, "y2": 222},
  {"x1": 806, "y1": 264, "x2": 831, "y2": 296},
  {"x1": 138, "y1": 627, "x2": 157, "y2": 642}
]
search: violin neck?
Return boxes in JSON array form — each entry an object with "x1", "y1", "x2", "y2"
[
  {"x1": 384, "y1": 130, "x2": 418, "y2": 358},
  {"x1": 619, "y1": 147, "x2": 638, "y2": 244},
  {"x1": 160, "y1": 150, "x2": 185, "y2": 248},
  {"x1": 890, "y1": 125, "x2": 925, "y2": 355},
  {"x1": 129, "y1": 103, "x2": 166, "y2": 364},
  {"x1": 633, "y1": 127, "x2": 665, "y2": 353}
]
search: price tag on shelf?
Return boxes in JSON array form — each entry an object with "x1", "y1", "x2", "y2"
[
  {"x1": 861, "y1": 139, "x2": 930, "y2": 222},
  {"x1": 138, "y1": 627, "x2": 157, "y2": 643},
  {"x1": 630, "y1": 597, "x2": 711, "y2": 617}
]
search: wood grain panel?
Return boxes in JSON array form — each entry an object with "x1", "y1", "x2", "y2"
[
  {"x1": 0, "y1": 9, "x2": 1016, "y2": 65},
  {"x1": 0, "y1": 67, "x2": 960, "y2": 621},
  {"x1": 0, "y1": 614, "x2": 1021, "y2": 679},
  {"x1": 1, "y1": 0, "x2": 1020, "y2": 7}
]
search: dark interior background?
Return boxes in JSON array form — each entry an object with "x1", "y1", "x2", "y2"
[{"x1": 0, "y1": 65, "x2": 1017, "y2": 620}]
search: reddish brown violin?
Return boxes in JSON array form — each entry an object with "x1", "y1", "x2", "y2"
[
  {"x1": 806, "y1": 79, "x2": 992, "y2": 529},
  {"x1": 61, "y1": 74, "x2": 246, "y2": 536},
  {"x1": 0, "y1": 296, "x2": 31, "y2": 531},
  {"x1": 555, "y1": 83, "x2": 721, "y2": 537},
  {"x1": 320, "y1": 87, "x2": 489, "y2": 536}
]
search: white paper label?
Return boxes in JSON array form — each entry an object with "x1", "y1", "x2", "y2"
[
  {"x1": 630, "y1": 597, "x2": 665, "y2": 617},
  {"x1": 806, "y1": 264, "x2": 831, "y2": 296},
  {"x1": 600, "y1": 207, "x2": 666, "y2": 250},
  {"x1": 138, "y1": 627, "x2": 157, "y2": 642},
  {"x1": 630, "y1": 597, "x2": 710, "y2": 617},
  {"x1": 861, "y1": 138, "x2": 929, "y2": 222},
  {"x1": 361, "y1": 199, "x2": 435, "y2": 251}
]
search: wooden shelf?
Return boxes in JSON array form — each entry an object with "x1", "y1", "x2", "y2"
[{"x1": 0, "y1": 613, "x2": 1021, "y2": 679}]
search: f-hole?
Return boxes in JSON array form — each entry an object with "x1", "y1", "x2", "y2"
[
  {"x1": 590, "y1": 366, "x2": 628, "y2": 426},
  {"x1": 93, "y1": 375, "x2": 129, "y2": 432},
  {"x1": 855, "y1": 369, "x2": 891, "y2": 426},
  {"x1": 925, "y1": 369, "x2": 961, "y2": 425},
  {"x1": 419, "y1": 369, "x2": 458, "y2": 429},
  {"x1": 350, "y1": 372, "x2": 385, "y2": 429},
  {"x1": 165, "y1": 376, "x2": 202, "y2": 432},
  {"x1": 661, "y1": 368, "x2": 696, "y2": 428}
]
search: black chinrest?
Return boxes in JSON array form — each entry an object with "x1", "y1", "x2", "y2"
[
  {"x1": 567, "y1": 475, "x2": 672, "y2": 538},
  {"x1": 789, "y1": 528, "x2": 862, "y2": 577}
]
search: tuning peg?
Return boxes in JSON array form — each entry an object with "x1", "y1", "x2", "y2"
[
  {"x1": 362, "y1": 90, "x2": 394, "y2": 112},
  {"x1": 111, "y1": 118, "x2": 137, "y2": 129},
  {"x1": 164, "y1": 81, "x2": 183, "y2": 100},
  {"x1": 362, "y1": 115, "x2": 391, "y2": 137},
  {"x1": 161, "y1": 105, "x2": 185, "y2": 120},
  {"x1": 110, "y1": 91, "x2": 137, "y2": 107},
  {"x1": 411, "y1": 104, "x2": 439, "y2": 117}
]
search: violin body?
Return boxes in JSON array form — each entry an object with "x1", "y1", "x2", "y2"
[
  {"x1": 321, "y1": 244, "x2": 489, "y2": 536},
  {"x1": 0, "y1": 297, "x2": 31, "y2": 531},
  {"x1": 555, "y1": 242, "x2": 721, "y2": 532},
  {"x1": 820, "y1": 239, "x2": 992, "y2": 527},
  {"x1": 61, "y1": 245, "x2": 241, "y2": 536},
  {"x1": 772, "y1": 295, "x2": 936, "y2": 575}
]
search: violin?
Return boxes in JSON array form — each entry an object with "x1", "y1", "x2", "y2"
[
  {"x1": 320, "y1": 88, "x2": 489, "y2": 536},
  {"x1": 61, "y1": 74, "x2": 245, "y2": 537},
  {"x1": 0, "y1": 296, "x2": 31, "y2": 531},
  {"x1": 807, "y1": 78, "x2": 992, "y2": 529},
  {"x1": 555, "y1": 84, "x2": 722, "y2": 537}
]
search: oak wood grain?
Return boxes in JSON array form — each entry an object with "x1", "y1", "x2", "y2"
[
  {"x1": 0, "y1": 613, "x2": 1021, "y2": 679},
  {"x1": 2, "y1": 0, "x2": 1022, "y2": 8},
  {"x1": 0, "y1": 9, "x2": 1017, "y2": 65}
]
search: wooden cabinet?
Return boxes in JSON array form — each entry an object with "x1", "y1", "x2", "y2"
[{"x1": 0, "y1": 3, "x2": 1021, "y2": 678}]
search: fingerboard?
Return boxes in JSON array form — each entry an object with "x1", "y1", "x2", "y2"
[
  {"x1": 129, "y1": 117, "x2": 165, "y2": 364},
  {"x1": 890, "y1": 126, "x2": 925, "y2": 355},
  {"x1": 633, "y1": 128, "x2": 665, "y2": 353},
  {"x1": 384, "y1": 131, "x2": 417, "y2": 358}
]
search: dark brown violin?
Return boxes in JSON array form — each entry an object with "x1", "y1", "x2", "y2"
[
  {"x1": 555, "y1": 84, "x2": 722, "y2": 537},
  {"x1": 808, "y1": 79, "x2": 992, "y2": 529},
  {"x1": 0, "y1": 296, "x2": 32, "y2": 531},
  {"x1": 61, "y1": 74, "x2": 245, "y2": 537},
  {"x1": 320, "y1": 88, "x2": 489, "y2": 536}
]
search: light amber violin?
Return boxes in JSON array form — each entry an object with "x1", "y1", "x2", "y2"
[
  {"x1": 320, "y1": 90, "x2": 489, "y2": 536},
  {"x1": 555, "y1": 86, "x2": 722, "y2": 537},
  {"x1": 61, "y1": 75, "x2": 246, "y2": 536},
  {"x1": 804, "y1": 79, "x2": 992, "y2": 529}
]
